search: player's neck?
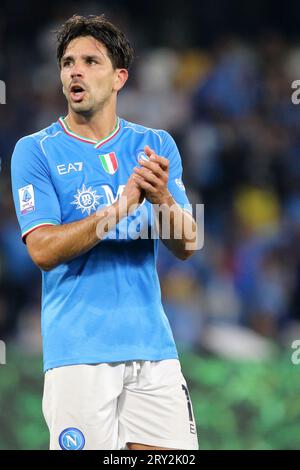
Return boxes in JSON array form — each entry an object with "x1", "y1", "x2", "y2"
[{"x1": 65, "y1": 109, "x2": 118, "y2": 142}]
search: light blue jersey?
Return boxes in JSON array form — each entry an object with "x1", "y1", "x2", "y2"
[{"x1": 11, "y1": 117, "x2": 192, "y2": 371}]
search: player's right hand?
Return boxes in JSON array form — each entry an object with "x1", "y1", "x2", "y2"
[{"x1": 121, "y1": 174, "x2": 145, "y2": 214}]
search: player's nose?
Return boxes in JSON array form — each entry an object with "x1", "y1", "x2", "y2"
[
  {"x1": 71, "y1": 70, "x2": 84, "y2": 79},
  {"x1": 70, "y1": 64, "x2": 84, "y2": 79}
]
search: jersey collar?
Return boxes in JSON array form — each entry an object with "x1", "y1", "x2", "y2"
[{"x1": 58, "y1": 116, "x2": 121, "y2": 149}]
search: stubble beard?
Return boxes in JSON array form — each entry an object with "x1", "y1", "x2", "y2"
[{"x1": 69, "y1": 98, "x2": 95, "y2": 118}]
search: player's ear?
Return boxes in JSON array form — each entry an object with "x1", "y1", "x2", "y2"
[{"x1": 113, "y1": 68, "x2": 128, "y2": 92}]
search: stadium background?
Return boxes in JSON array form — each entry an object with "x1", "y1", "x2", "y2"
[{"x1": 1, "y1": 0, "x2": 300, "y2": 449}]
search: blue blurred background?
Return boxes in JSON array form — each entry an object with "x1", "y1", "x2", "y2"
[{"x1": 1, "y1": 0, "x2": 300, "y2": 449}]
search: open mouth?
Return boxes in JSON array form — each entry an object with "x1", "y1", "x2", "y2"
[{"x1": 70, "y1": 84, "x2": 86, "y2": 102}]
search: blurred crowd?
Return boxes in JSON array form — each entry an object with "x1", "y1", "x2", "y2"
[{"x1": 1, "y1": 2, "x2": 300, "y2": 360}]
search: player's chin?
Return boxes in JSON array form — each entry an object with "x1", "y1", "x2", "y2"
[{"x1": 69, "y1": 101, "x2": 92, "y2": 113}]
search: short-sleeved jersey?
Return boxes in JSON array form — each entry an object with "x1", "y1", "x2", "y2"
[{"x1": 11, "y1": 117, "x2": 192, "y2": 371}]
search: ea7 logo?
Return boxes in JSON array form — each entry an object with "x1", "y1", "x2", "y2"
[{"x1": 57, "y1": 162, "x2": 83, "y2": 175}]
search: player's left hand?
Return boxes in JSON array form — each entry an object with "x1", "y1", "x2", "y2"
[{"x1": 133, "y1": 145, "x2": 171, "y2": 205}]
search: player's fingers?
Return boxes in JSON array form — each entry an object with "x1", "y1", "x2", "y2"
[
  {"x1": 144, "y1": 145, "x2": 156, "y2": 159},
  {"x1": 138, "y1": 160, "x2": 164, "y2": 177},
  {"x1": 143, "y1": 146, "x2": 169, "y2": 171},
  {"x1": 134, "y1": 175, "x2": 156, "y2": 192},
  {"x1": 134, "y1": 167, "x2": 160, "y2": 185},
  {"x1": 154, "y1": 155, "x2": 169, "y2": 171}
]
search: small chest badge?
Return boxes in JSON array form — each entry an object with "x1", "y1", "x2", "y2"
[{"x1": 99, "y1": 152, "x2": 118, "y2": 175}]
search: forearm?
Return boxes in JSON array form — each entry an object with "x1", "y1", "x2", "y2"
[
  {"x1": 27, "y1": 199, "x2": 129, "y2": 271},
  {"x1": 154, "y1": 194, "x2": 197, "y2": 260}
]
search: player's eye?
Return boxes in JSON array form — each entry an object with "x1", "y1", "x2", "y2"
[
  {"x1": 86, "y1": 58, "x2": 97, "y2": 65},
  {"x1": 62, "y1": 60, "x2": 71, "y2": 67}
]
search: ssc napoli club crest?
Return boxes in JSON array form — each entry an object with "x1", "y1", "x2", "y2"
[
  {"x1": 59, "y1": 427, "x2": 85, "y2": 450},
  {"x1": 136, "y1": 149, "x2": 149, "y2": 163}
]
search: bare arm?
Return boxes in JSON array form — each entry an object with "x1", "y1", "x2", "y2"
[
  {"x1": 153, "y1": 193, "x2": 198, "y2": 260},
  {"x1": 26, "y1": 175, "x2": 143, "y2": 271}
]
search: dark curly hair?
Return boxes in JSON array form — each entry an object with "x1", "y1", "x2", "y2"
[{"x1": 56, "y1": 14, "x2": 134, "y2": 70}]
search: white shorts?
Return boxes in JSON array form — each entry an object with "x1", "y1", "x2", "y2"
[{"x1": 42, "y1": 359, "x2": 199, "y2": 450}]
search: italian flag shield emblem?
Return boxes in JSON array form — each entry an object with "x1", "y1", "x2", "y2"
[{"x1": 99, "y1": 152, "x2": 118, "y2": 174}]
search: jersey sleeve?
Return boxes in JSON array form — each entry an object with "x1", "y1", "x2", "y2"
[
  {"x1": 11, "y1": 136, "x2": 62, "y2": 242},
  {"x1": 160, "y1": 130, "x2": 193, "y2": 214}
]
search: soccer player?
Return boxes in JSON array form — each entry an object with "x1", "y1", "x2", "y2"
[{"x1": 11, "y1": 14, "x2": 199, "y2": 450}]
